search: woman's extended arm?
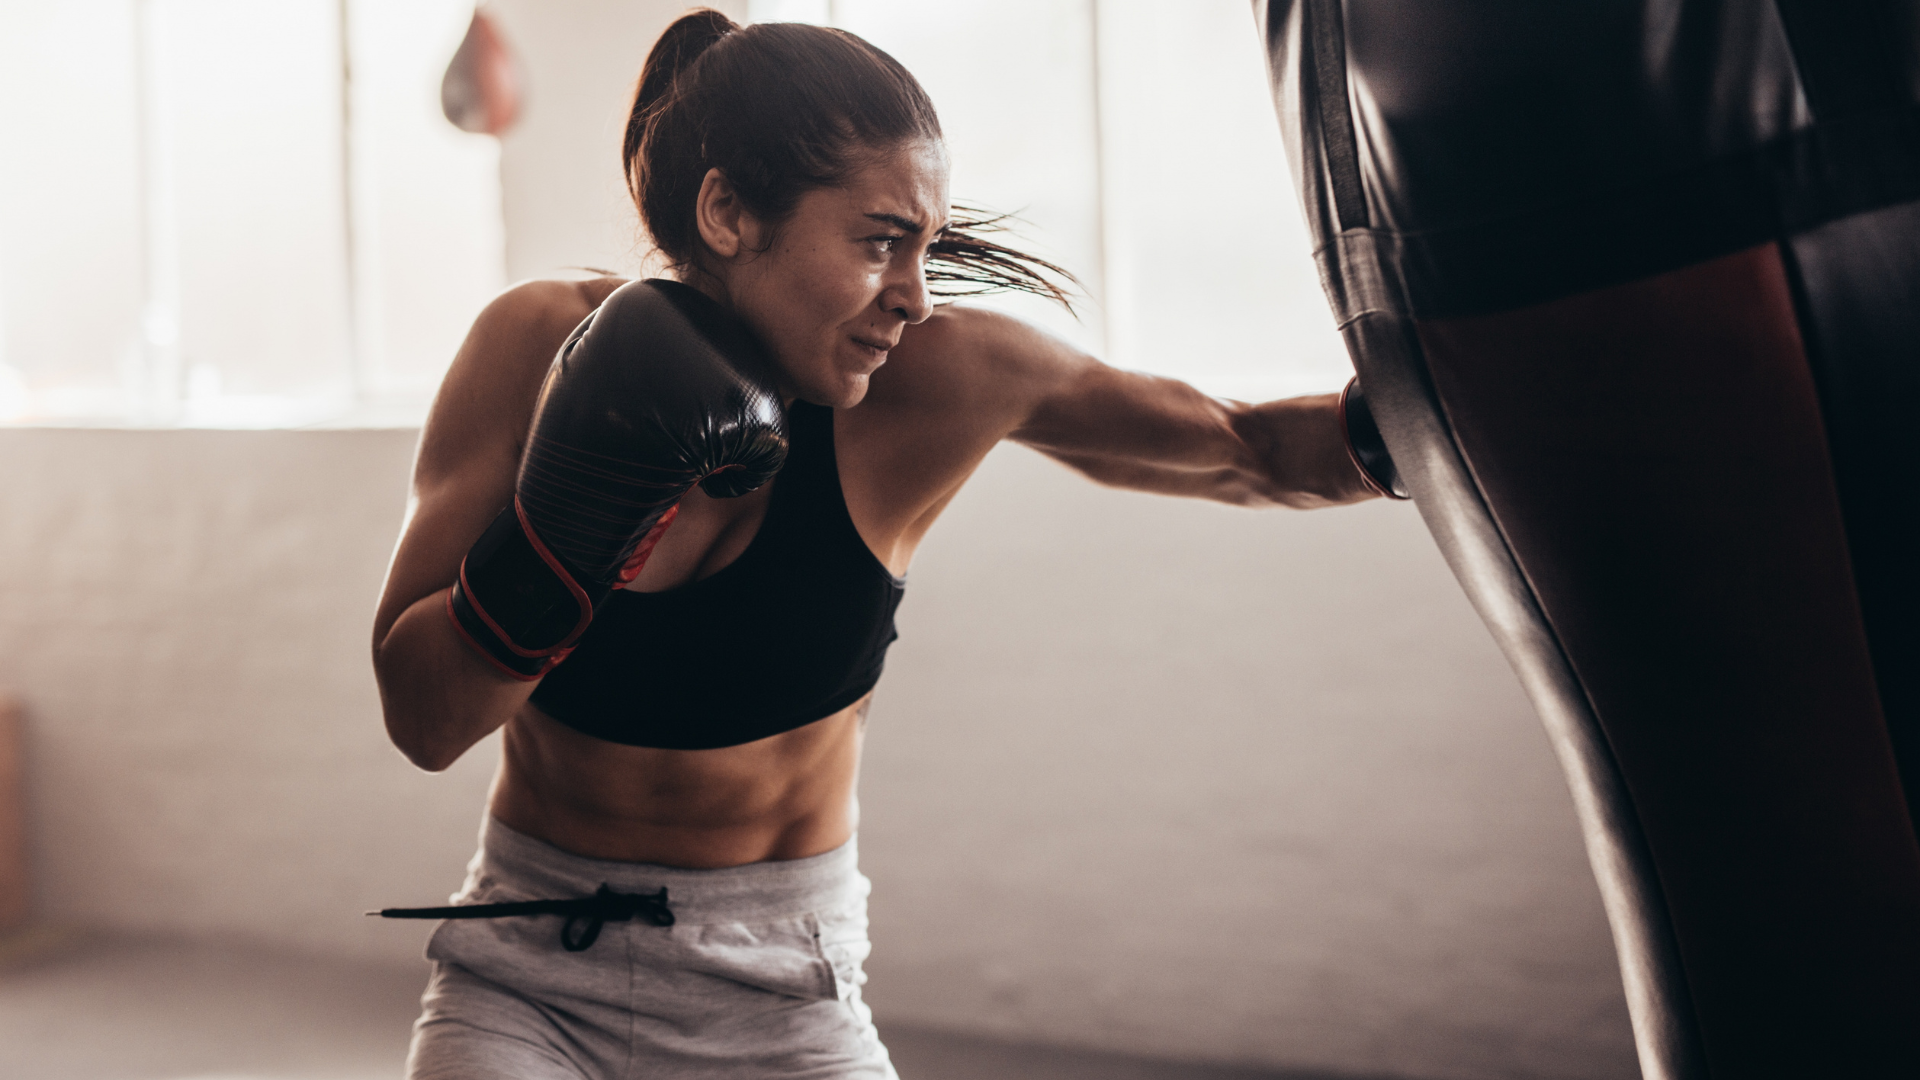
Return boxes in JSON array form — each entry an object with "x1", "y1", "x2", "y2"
[
  {"x1": 885, "y1": 305, "x2": 1380, "y2": 509},
  {"x1": 371, "y1": 282, "x2": 598, "y2": 771},
  {"x1": 1013, "y1": 360, "x2": 1371, "y2": 508}
]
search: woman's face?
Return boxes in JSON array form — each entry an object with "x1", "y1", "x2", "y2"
[{"x1": 704, "y1": 141, "x2": 951, "y2": 408}]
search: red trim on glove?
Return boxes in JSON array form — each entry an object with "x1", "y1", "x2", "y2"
[
  {"x1": 512, "y1": 496, "x2": 597, "y2": 651},
  {"x1": 453, "y1": 558, "x2": 540, "y2": 660},
  {"x1": 443, "y1": 587, "x2": 568, "y2": 682},
  {"x1": 616, "y1": 504, "x2": 680, "y2": 587}
]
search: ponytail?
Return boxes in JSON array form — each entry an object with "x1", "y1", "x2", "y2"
[
  {"x1": 624, "y1": 9, "x2": 733, "y2": 189},
  {"x1": 624, "y1": 10, "x2": 736, "y2": 266}
]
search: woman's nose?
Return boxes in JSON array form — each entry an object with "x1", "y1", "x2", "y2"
[{"x1": 881, "y1": 263, "x2": 933, "y2": 324}]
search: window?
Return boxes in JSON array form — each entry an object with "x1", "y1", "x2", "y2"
[
  {"x1": 1, "y1": 1, "x2": 1346, "y2": 428},
  {"x1": 0, "y1": 0, "x2": 503, "y2": 427}
]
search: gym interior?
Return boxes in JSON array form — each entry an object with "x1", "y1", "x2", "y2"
[{"x1": 17, "y1": 0, "x2": 1897, "y2": 1077}]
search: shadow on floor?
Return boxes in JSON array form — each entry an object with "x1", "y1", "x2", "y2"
[
  {"x1": 884, "y1": 1026, "x2": 1373, "y2": 1080},
  {"x1": 0, "y1": 931, "x2": 1367, "y2": 1080}
]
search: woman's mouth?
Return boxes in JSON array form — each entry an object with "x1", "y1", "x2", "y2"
[{"x1": 850, "y1": 335, "x2": 894, "y2": 362}]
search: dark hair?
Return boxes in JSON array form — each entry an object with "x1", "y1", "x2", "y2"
[{"x1": 624, "y1": 10, "x2": 1076, "y2": 308}]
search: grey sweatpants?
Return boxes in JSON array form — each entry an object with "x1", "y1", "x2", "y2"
[{"x1": 407, "y1": 817, "x2": 897, "y2": 1080}]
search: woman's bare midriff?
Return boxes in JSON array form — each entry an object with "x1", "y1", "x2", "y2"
[{"x1": 487, "y1": 694, "x2": 869, "y2": 868}]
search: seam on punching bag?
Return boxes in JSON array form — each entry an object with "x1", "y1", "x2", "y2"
[
  {"x1": 1318, "y1": 233, "x2": 1402, "y2": 328},
  {"x1": 1316, "y1": 107, "x2": 1920, "y2": 323},
  {"x1": 1771, "y1": 0, "x2": 1912, "y2": 120},
  {"x1": 1305, "y1": 0, "x2": 1368, "y2": 233}
]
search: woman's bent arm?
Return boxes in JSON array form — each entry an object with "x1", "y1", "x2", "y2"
[
  {"x1": 372, "y1": 280, "x2": 605, "y2": 770},
  {"x1": 373, "y1": 494, "x2": 537, "y2": 772}
]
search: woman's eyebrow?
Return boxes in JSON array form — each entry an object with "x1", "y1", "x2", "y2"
[{"x1": 863, "y1": 212, "x2": 924, "y2": 234}]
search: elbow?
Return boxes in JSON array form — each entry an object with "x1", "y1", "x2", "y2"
[
  {"x1": 373, "y1": 649, "x2": 463, "y2": 773},
  {"x1": 396, "y1": 732, "x2": 462, "y2": 773},
  {"x1": 381, "y1": 701, "x2": 464, "y2": 773},
  {"x1": 377, "y1": 702, "x2": 449, "y2": 773}
]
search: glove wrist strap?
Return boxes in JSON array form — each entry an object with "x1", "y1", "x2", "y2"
[
  {"x1": 444, "y1": 500, "x2": 600, "y2": 680},
  {"x1": 1340, "y1": 377, "x2": 1411, "y2": 501}
]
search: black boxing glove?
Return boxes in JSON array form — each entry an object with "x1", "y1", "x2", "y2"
[
  {"x1": 1340, "y1": 377, "x2": 1410, "y2": 500},
  {"x1": 447, "y1": 279, "x2": 789, "y2": 680}
]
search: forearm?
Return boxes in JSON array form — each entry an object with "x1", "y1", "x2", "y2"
[
  {"x1": 1036, "y1": 444, "x2": 1274, "y2": 503},
  {"x1": 1017, "y1": 370, "x2": 1258, "y2": 499},
  {"x1": 1008, "y1": 341, "x2": 1383, "y2": 506},
  {"x1": 1030, "y1": 389, "x2": 1379, "y2": 508},
  {"x1": 374, "y1": 588, "x2": 539, "y2": 771},
  {"x1": 1229, "y1": 392, "x2": 1383, "y2": 508}
]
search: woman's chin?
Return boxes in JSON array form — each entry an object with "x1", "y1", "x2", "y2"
[
  {"x1": 793, "y1": 372, "x2": 869, "y2": 411},
  {"x1": 828, "y1": 374, "x2": 871, "y2": 409}
]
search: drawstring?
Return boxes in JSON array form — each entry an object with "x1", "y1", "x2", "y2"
[{"x1": 370, "y1": 883, "x2": 674, "y2": 952}]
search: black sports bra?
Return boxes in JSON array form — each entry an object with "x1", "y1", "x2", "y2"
[{"x1": 528, "y1": 401, "x2": 905, "y2": 749}]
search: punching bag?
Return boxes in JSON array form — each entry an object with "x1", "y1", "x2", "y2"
[
  {"x1": 1254, "y1": 1, "x2": 1920, "y2": 1076},
  {"x1": 442, "y1": 6, "x2": 522, "y2": 136}
]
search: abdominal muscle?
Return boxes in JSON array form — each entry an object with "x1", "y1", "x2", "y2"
[
  {"x1": 487, "y1": 693, "x2": 869, "y2": 868},
  {"x1": 482, "y1": 405, "x2": 898, "y2": 871}
]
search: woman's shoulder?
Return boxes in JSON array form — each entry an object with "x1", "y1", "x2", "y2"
[
  {"x1": 896, "y1": 301, "x2": 1032, "y2": 350},
  {"x1": 876, "y1": 302, "x2": 1089, "y2": 406},
  {"x1": 839, "y1": 303, "x2": 1098, "y2": 524},
  {"x1": 414, "y1": 276, "x2": 630, "y2": 483},
  {"x1": 453, "y1": 276, "x2": 631, "y2": 388},
  {"x1": 484, "y1": 275, "x2": 629, "y2": 340},
  {"x1": 893, "y1": 301, "x2": 1064, "y2": 368}
]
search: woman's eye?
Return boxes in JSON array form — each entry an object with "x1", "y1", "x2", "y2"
[{"x1": 868, "y1": 235, "x2": 903, "y2": 254}]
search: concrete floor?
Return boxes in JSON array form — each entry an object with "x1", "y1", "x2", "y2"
[{"x1": 0, "y1": 932, "x2": 1333, "y2": 1080}]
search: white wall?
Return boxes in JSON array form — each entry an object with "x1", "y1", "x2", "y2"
[
  {"x1": 862, "y1": 449, "x2": 1634, "y2": 1078},
  {"x1": 0, "y1": 426, "x2": 1635, "y2": 1079},
  {"x1": 0, "y1": 429, "x2": 494, "y2": 960}
]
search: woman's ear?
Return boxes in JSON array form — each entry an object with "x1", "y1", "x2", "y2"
[{"x1": 694, "y1": 168, "x2": 751, "y2": 260}]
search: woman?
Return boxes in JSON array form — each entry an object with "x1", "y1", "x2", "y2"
[{"x1": 373, "y1": 10, "x2": 1392, "y2": 1080}]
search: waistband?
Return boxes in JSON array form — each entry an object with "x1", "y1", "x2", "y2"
[{"x1": 464, "y1": 816, "x2": 866, "y2": 926}]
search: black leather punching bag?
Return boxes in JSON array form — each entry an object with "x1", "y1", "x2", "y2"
[{"x1": 1254, "y1": 1, "x2": 1920, "y2": 1076}]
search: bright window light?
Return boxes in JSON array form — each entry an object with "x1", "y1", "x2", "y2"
[
  {"x1": 0, "y1": 0, "x2": 503, "y2": 428},
  {"x1": 2, "y1": 1, "x2": 1343, "y2": 429},
  {"x1": 746, "y1": 0, "x2": 832, "y2": 25}
]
